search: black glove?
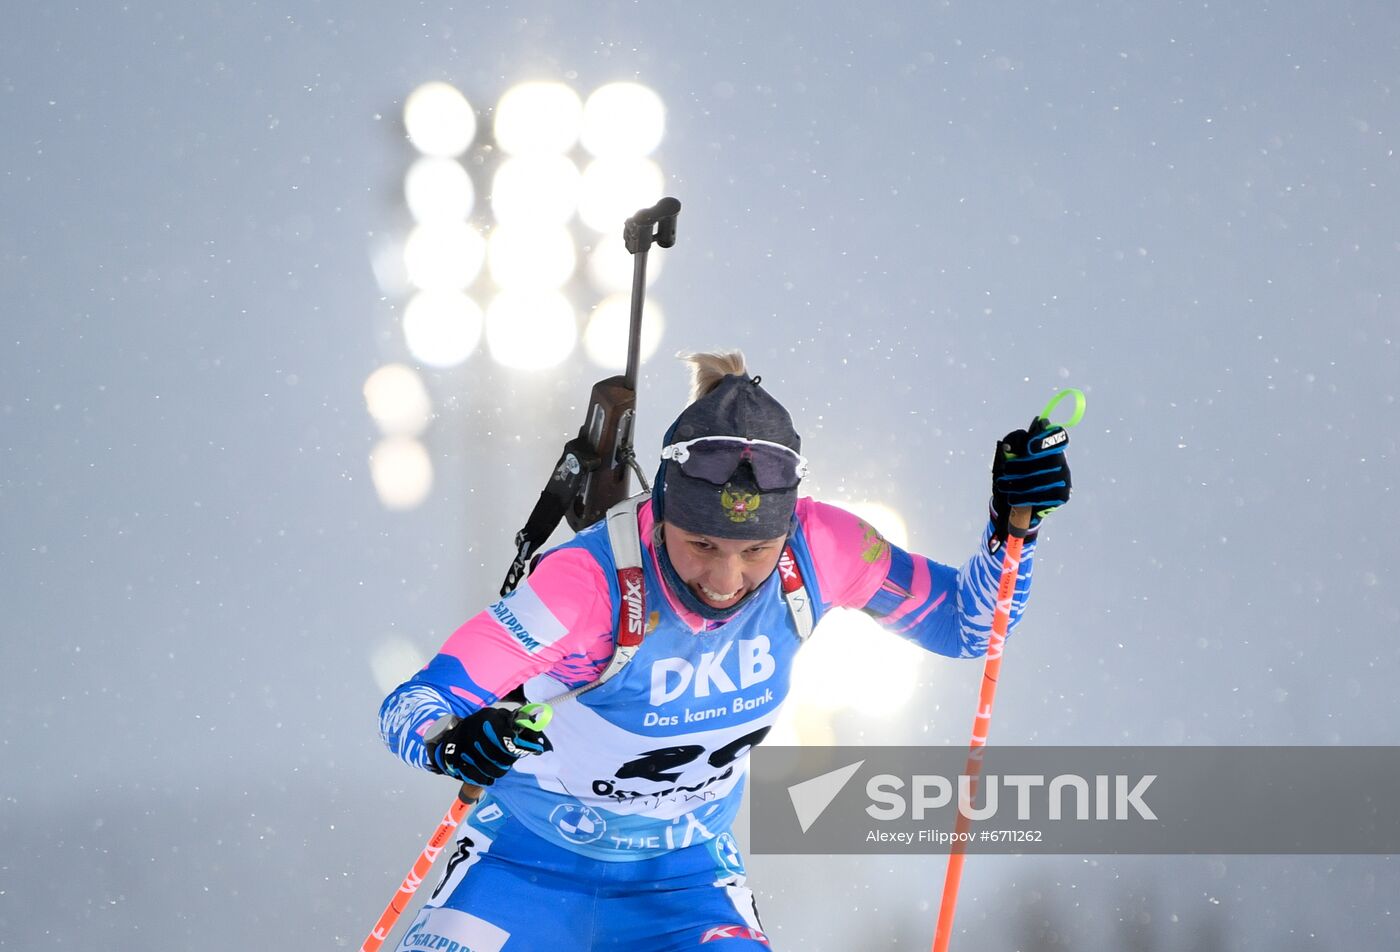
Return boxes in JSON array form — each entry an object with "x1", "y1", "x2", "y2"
[
  {"x1": 423, "y1": 706, "x2": 550, "y2": 786},
  {"x1": 990, "y1": 415, "x2": 1072, "y2": 546}
]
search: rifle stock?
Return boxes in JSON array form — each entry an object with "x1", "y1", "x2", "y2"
[{"x1": 567, "y1": 375, "x2": 637, "y2": 531}]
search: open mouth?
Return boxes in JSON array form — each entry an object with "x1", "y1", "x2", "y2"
[{"x1": 694, "y1": 583, "x2": 743, "y2": 608}]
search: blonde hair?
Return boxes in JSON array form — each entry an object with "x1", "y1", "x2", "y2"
[{"x1": 677, "y1": 349, "x2": 747, "y2": 402}]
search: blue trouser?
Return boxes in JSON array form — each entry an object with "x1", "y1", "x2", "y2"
[{"x1": 396, "y1": 795, "x2": 772, "y2": 951}]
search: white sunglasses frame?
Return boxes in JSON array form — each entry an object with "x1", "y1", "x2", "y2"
[{"x1": 659, "y1": 436, "x2": 811, "y2": 482}]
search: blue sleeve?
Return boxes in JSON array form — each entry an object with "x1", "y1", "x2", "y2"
[
  {"x1": 379, "y1": 683, "x2": 460, "y2": 773},
  {"x1": 860, "y1": 519, "x2": 1035, "y2": 658},
  {"x1": 377, "y1": 536, "x2": 615, "y2": 773}
]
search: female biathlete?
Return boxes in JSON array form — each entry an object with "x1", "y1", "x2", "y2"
[{"x1": 379, "y1": 350, "x2": 1072, "y2": 951}]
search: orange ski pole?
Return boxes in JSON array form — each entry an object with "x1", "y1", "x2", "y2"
[
  {"x1": 930, "y1": 505, "x2": 1031, "y2": 952},
  {"x1": 359, "y1": 784, "x2": 481, "y2": 952},
  {"x1": 360, "y1": 702, "x2": 553, "y2": 952},
  {"x1": 931, "y1": 388, "x2": 1083, "y2": 952}
]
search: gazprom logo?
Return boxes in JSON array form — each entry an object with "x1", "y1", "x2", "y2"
[
  {"x1": 490, "y1": 602, "x2": 544, "y2": 653},
  {"x1": 487, "y1": 581, "x2": 568, "y2": 655}
]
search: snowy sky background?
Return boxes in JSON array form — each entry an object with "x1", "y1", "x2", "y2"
[{"x1": 2, "y1": 2, "x2": 1397, "y2": 949}]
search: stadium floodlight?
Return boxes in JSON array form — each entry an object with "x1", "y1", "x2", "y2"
[
  {"x1": 403, "y1": 81, "x2": 477, "y2": 158},
  {"x1": 586, "y1": 237, "x2": 663, "y2": 294},
  {"x1": 494, "y1": 82, "x2": 584, "y2": 156},
  {"x1": 576, "y1": 157, "x2": 665, "y2": 233},
  {"x1": 402, "y1": 220, "x2": 486, "y2": 291},
  {"x1": 372, "y1": 77, "x2": 674, "y2": 511},
  {"x1": 490, "y1": 155, "x2": 581, "y2": 226},
  {"x1": 488, "y1": 223, "x2": 576, "y2": 291},
  {"x1": 484, "y1": 289, "x2": 577, "y2": 370},
  {"x1": 369, "y1": 436, "x2": 435, "y2": 510},
  {"x1": 404, "y1": 156, "x2": 475, "y2": 224},
  {"x1": 583, "y1": 294, "x2": 665, "y2": 369},
  {"x1": 580, "y1": 82, "x2": 665, "y2": 158},
  {"x1": 363, "y1": 363, "x2": 433, "y2": 437},
  {"x1": 402, "y1": 290, "x2": 484, "y2": 368}
]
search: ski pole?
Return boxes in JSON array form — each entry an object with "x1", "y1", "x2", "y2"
[
  {"x1": 360, "y1": 703, "x2": 553, "y2": 952},
  {"x1": 931, "y1": 389, "x2": 1084, "y2": 952}
]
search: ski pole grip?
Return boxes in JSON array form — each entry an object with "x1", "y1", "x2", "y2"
[
  {"x1": 456, "y1": 706, "x2": 552, "y2": 806},
  {"x1": 1008, "y1": 505, "x2": 1034, "y2": 537}
]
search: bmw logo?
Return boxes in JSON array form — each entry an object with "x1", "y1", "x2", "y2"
[{"x1": 548, "y1": 803, "x2": 607, "y2": 845}]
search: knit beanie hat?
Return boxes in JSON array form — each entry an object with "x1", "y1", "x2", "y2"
[{"x1": 653, "y1": 373, "x2": 804, "y2": 540}]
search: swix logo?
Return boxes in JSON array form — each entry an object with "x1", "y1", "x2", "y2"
[
  {"x1": 619, "y1": 567, "x2": 646, "y2": 646},
  {"x1": 777, "y1": 549, "x2": 802, "y2": 593},
  {"x1": 701, "y1": 924, "x2": 770, "y2": 944},
  {"x1": 650, "y1": 636, "x2": 776, "y2": 705}
]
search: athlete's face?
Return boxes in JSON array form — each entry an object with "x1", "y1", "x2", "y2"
[{"x1": 661, "y1": 523, "x2": 787, "y2": 610}]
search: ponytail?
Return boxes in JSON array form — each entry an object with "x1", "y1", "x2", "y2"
[{"x1": 677, "y1": 349, "x2": 748, "y2": 403}]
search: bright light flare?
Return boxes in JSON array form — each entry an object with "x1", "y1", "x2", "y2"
[
  {"x1": 577, "y1": 157, "x2": 665, "y2": 233},
  {"x1": 490, "y1": 156, "x2": 581, "y2": 226},
  {"x1": 586, "y1": 238, "x2": 664, "y2": 294},
  {"x1": 768, "y1": 701, "x2": 837, "y2": 748},
  {"x1": 583, "y1": 294, "x2": 664, "y2": 368},
  {"x1": 402, "y1": 290, "x2": 484, "y2": 368},
  {"x1": 404, "y1": 157, "x2": 475, "y2": 223},
  {"x1": 370, "y1": 437, "x2": 434, "y2": 510},
  {"x1": 488, "y1": 223, "x2": 576, "y2": 291},
  {"x1": 402, "y1": 221, "x2": 486, "y2": 291},
  {"x1": 370, "y1": 635, "x2": 430, "y2": 695},
  {"x1": 834, "y1": 500, "x2": 911, "y2": 549},
  {"x1": 485, "y1": 290, "x2": 577, "y2": 370},
  {"x1": 788, "y1": 609, "x2": 925, "y2": 713},
  {"x1": 581, "y1": 82, "x2": 665, "y2": 158},
  {"x1": 363, "y1": 363, "x2": 433, "y2": 436},
  {"x1": 494, "y1": 82, "x2": 583, "y2": 155},
  {"x1": 403, "y1": 82, "x2": 477, "y2": 157}
]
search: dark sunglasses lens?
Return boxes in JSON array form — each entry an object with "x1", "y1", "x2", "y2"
[
  {"x1": 749, "y1": 451, "x2": 800, "y2": 489},
  {"x1": 679, "y1": 442, "x2": 799, "y2": 490},
  {"x1": 679, "y1": 443, "x2": 745, "y2": 484}
]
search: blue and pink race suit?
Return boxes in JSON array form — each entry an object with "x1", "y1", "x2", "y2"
[{"x1": 380, "y1": 498, "x2": 1035, "y2": 950}]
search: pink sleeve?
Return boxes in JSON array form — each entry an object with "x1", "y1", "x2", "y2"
[
  {"x1": 432, "y1": 545, "x2": 615, "y2": 705},
  {"x1": 796, "y1": 497, "x2": 894, "y2": 609}
]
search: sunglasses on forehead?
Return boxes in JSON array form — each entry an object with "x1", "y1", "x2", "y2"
[{"x1": 660, "y1": 436, "x2": 810, "y2": 490}]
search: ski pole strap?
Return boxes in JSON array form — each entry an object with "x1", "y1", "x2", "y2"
[
  {"x1": 514, "y1": 702, "x2": 553, "y2": 733},
  {"x1": 1037, "y1": 387, "x2": 1086, "y2": 429}
]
